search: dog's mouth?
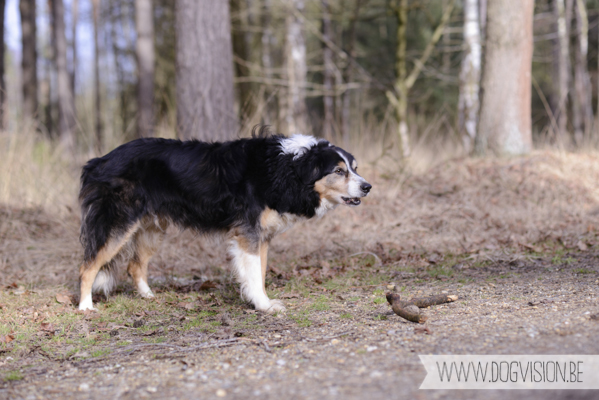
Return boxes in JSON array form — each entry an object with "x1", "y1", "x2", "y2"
[{"x1": 342, "y1": 197, "x2": 361, "y2": 206}]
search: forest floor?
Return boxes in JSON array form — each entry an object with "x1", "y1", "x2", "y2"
[{"x1": 1, "y1": 151, "x2": 599, "y2": 400}]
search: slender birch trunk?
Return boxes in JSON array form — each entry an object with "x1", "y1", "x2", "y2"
[
  {"x1": 71, "y1": 0, "x2": 77, "y2": 94},
  {"x1": 458, "y1": 0, "x2": 481, "y2": 153},
  {"x1": 0, "y1": 0, "x2": 5, "y2": 129}
]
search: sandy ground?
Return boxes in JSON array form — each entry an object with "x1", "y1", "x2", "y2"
[{"x1": 1, "y1": 152, "x2": 599, "y2": 399}]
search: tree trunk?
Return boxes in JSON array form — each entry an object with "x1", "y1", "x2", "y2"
[
  {"x1": 52, "y1": 0, "x2": 77, "y2": 150},
  {"x1": 476, "y1": 0, "x2": 533, "y2": 155},
  {"x1": 176, "y1": 0, "x2": 237, "y2": 140},
  {"x1": 135, "y1": 0, "x2": 154, "y2": 138},
  {"x1": 19, "y1": 0, "x2": 38, "y2": 124},
  {"x1": 0, "y1": 0, "x2": 5, "y2": 129},
  {"x1": 572, "y1": 0, "x2": 592, "y2": 145},
  {"x1": 92, "y1": 0, "x2": 102, "y2": 152},
  {"x1": 231, "y1": 0, "x2": 255, "y2": 123},
  {"x1": 71, "y1": 0, "x2": 77, "y2": 95},
  {"x1": 284, "y1": 0, "x2": 308, "y2": 135},
  {"x1": 321, "y1": 0, "x2": 334, "y2": 140},
  {"x1": 552, "y1": 0, "x2": 571, "y2": 142},
  {"x1": 458, "y1": 0, "x2": 481, "y2": 153},
  {"x1": 261, "y1": 0, "x2": 277, "y2": 125}
]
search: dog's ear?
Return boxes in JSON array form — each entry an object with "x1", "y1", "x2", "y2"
[{"x1": 293, "y1": 153, "x2": 322, "y2": 185}]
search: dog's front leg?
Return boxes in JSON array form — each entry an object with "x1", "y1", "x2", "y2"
[{"x1": 229, "y1": 237, "x2": 286, "y2": 313}]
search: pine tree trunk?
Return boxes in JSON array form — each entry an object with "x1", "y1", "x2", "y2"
[
  {"x1": 284, "y1": 0, "x2": 308, "y2": 135},
  {"x1": 572, "y1": 0, "x2": 593, "y2": 145},
  {"x1": 321, "y1": 0, "x2": 334, "y2": 140},
  {"x1": 19, "y1": 0, "x2": 38, "y2": 124},
  {"x1": 92, "y1": 0, "x2": 102, "y2": 152},
  {"x1": 52, "y1": 0, "x2": 77, "y2": 150},
  {"x1": 458, "y1": 0, "x2": 481, "y2": 153},
  {"x1": 135, "y1": 0, "x2": 154, "y2": 138},
  {"x1": 176, "y1": 0, "x2": 237, "y2": 140},
  {"x1": 476, "y1": 0, "x2": 533, "y2": 155},
  {"x1": 0, "y1": 0, "x2": 5, "y2": 129}
]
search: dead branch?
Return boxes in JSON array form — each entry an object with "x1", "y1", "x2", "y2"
[
  {"x1": 386, "y1": 292, "x2": 458, "y2": 323},
  {"x1": 386, "y1": 293, "x2": 427, "y2": 323}
]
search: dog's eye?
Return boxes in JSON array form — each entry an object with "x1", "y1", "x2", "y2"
[{"x1": 334, "y1": 168, "x2": 344, "y2": 175}]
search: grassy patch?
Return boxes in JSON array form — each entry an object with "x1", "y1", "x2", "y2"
[{"x1": 4, "y1": 371, "x2": 23, "y2": 382}]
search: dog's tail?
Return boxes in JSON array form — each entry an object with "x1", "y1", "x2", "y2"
[{"x1": 91, "y1": 260, "x2": 118, "y2": 297}]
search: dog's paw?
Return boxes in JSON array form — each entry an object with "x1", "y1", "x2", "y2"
[
  {"x1": 78, "y1": 295, "x2": 96, "y2": 311},
  {"x1": 139, "y1": 290, "x2": 155, "y2": 299},
  {"x1": 266, "y1": 299, "x2": 286, "y2": 314}
]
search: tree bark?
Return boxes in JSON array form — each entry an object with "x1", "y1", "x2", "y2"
[
  {"x1": 476, "y1": 0, "x2": 533, "y2": 155},
  {"x1": 231, "y1": 0, "x2": 255, "y2": 123},
  {"x1": 176, "y1": 0, "x2": 237, "y2": 140},
  {"x1": 71, "y1": 0, "x2": 78, "y2": 95},
  {"x1": 135, "y1": 0, "x2": 155, "y2": 138},
  {"x1": 552, "y1": 0, "x2": 571, "y2": 142},
  {"x1": 51, "y1": 0, "x2": 77, "y2": 150},
  {"x1": 572, "y1": 0, "x2": 592, "y2": 145},
  {"x1": 458, "y1": 0, "x2": 481, "y2": 153},
  {"x1": 19, "y1": 0, "x2": 38, "y2": 124},
  {"x1": 92, "y1": 0, "x2": 102, "y2": 152},
  {"x1": 0, "y1": 0, "x2": 5, "y2": 129},
  {"x1": 321, "y1": 0, "x2": 334, "y2": 140},
  {"x1": 284, "y1": 0, "x2": 308, "y2": 135}
]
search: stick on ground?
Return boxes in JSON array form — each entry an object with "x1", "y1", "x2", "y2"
[{"x1": 386, "y1": 292, "x2": 458, "y2": 323}]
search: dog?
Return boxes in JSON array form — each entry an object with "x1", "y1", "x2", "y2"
[{"x1": 77, "y1": 131, "x2": 372, "y2": 313}]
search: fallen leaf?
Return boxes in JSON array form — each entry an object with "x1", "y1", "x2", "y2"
[
  {"x1": 280, "y1": 292, "x2": 299, "y2": 299},
  {"x1": 198, "y1": 280, "x2": 218, "y2": 290},
  {"x1": 40, "y1": 323, "x2": 55, "y2": 332},
  {"x1": 71, "y1": 351, "x2": 90, "y2": 359},
  {"x1": 0, "y1": 335, "x2": 14, "y2": 344},
  {"x1": 56, "y1": 293, "x2": 72, "y2": 305},
  {"x1": 577, "y1": 240, "x2": 588, "y2": 251}
]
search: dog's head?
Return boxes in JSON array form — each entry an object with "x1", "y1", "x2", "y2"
[{"x1": 280, "y1": 134, "x2": 372, "y2": 209}]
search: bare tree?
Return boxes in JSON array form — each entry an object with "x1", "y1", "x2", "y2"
[
  {"x1": 284, "y1": 0, "x2": 308, "y2": 135},
  {"x1": 92, "y1": 0, "x2": 102, "y2": 151},
  {"x1": 71, "y1": 0, "x2": 78, "y2": 94},
  {"x1": 321, "y1": 0, "x2": 334, "y2": 139},
  {"x1": 476, "y1": 0, "x2": 533, "y2": 155},
  {"x1": 231, "y1": 0, "x2": 255, "y2": 123},
  {"x1": 0, "y1": 0, "x2": 5, "y2": 129},
  {"x1": 387, "y1": 0, "x2": 455, "y2": 158},
  {"x1": 19, "y1": 0, "x2": 38, "y2": 124},
  {"x1": 51, "y1": 0, "x2": 77, "y2": 150},
  {"x1": 176, "y1": 0, "x2": 237, "y2": 140},
  {"x1": 552, "y1": 0, "x2": 571, "y2": 141},
  {"x1": 458, "y1": 0, "x2": 481, "y2": 153},
  {"x1": 572, "y1": 0, "x2": 593, "y2": 145},
  {"x1": 135, "y1": 0, "x2": 154, "y2": 138}
]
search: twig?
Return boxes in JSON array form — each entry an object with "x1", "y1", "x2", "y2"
[{"x1": 347, "y1": 252, "x2": 382, "y2": 267}]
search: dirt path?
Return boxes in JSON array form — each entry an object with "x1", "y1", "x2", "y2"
[{"x1": 2, "y1": 153, "x2": 599, "y2": 399}]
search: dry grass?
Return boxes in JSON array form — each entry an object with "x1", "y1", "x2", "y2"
[{"x1": 2, "y1": 128, "x2": 599, "y2": 290}]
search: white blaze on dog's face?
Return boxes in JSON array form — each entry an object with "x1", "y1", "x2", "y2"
[{"x1": 314, "y1": 147, "x2": 372, "y2": 207}]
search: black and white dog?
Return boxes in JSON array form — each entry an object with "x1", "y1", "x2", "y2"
[{"x1": 78, "y1": 132, "x2": 372, "y2": 313}]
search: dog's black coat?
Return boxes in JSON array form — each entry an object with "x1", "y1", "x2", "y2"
[{"x1": 79, "y1": 135, "x2": 354, "y2": 262}]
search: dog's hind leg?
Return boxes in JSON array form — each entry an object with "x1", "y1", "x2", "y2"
[
  {"x1": 229, "y1": 235, "x2": 286, "y2": 314},
  {"x1": 79, "y1": 222, "x2": 140, "y2": 311},
  {"x1": 127, "y1": 221, "x2": 164, "y2": 298}
]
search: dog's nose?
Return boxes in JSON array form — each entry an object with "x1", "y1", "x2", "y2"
[{"x1": 361, "y1": 182, "x2": 372, "y2": 193}]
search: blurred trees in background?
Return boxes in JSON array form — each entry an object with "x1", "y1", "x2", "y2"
[{"x1": 5, "y1": 0, "x2": 599, "y2": 158}]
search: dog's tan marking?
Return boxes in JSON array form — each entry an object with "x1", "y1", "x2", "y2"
[
  {"x1": 260, "y1": 240, "x2": 269, "y2": 296},
  {"x1": 79, "y1": 222, "x2": 140, "y2": 308},
  {"x1": 259, "y1": 207, "x2": 303, "y2": 241},
  {"x1": 127, "y1": 221, "x2": 164, "y2": 297},
  {"x1": 314, "y1": 171, "x2": 347, "y2": 202},
  {"x1": 351, "y1": 159, "x2": 357, "y2": 170}
]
